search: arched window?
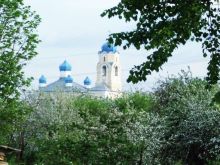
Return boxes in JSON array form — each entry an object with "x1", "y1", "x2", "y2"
[
  {"x1": 104, "y1": 56, "x2": 106, "y2": 62},
  {"x1": 115, "y1": 66, "x2": 118, "y2": 76},
  {"x1": 102, "y1": 66, "x2": 107, "y2": 76}
]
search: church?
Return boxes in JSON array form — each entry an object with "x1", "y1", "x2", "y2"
[{"x1": 38, "y1": 43, "x2": 122, "y2": 98}]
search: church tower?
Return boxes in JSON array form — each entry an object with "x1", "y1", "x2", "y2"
[{"x1": 95, "y1": 43, "x2": 122, "y2": 91}]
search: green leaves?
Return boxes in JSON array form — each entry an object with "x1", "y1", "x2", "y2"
[
  {"x1": 9, "y1": 72, "x2": 220, "y2": 164},
  {"x1": 21, "y1": 93, "x2": 159, "y2": 165},
  {"x1": 0, "y1": 0, "x2": 40, "y2": 146},
  {"x1": 153, "y1": 71, "x2": 220, "y2": 164},
  {"x1": 0, "y1": 0, "x2": 40, "y2": 102},
  {"x1": 102, "y1": 0, "x2": 220, "y2": 85}
]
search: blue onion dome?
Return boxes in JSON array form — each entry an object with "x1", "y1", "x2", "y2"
[
  {"x1": 39, "y1": 75, "x2": 47, "y2": 84},
  {"x1": 65, "y1": 75, "x2": 73, "y2": 83},
  {"x1": 101, "y1": 42, "x2": 117, "y2": 53},
  {"x1": 84, "y1": 76, "x2": 91, "y2": 85},
  {"x1": 59, "y1": 60, "x2": 72, "y2": 71}
]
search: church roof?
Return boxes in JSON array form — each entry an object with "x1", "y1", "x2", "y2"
[
  {"x1": 101, "y1": 42, "x2": 117, "y2": 53},
  {"x1": 90, "y1": 84, "x2": 110, "y2": 91},
  {"x1": 59, "y1": 60, "x2": 72, "y2": 71},
  {"x1": 40, "y1": 78, "x2": 87, "y2": 93}
]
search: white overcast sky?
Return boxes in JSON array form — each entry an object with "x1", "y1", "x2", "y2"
[{"x1": 24, "y1": 0, "x2": 208, "y2": 91}]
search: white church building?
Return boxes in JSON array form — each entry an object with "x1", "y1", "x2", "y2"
[{"x1": 38, "y1": 43, "x2": 122, "y2": 98}]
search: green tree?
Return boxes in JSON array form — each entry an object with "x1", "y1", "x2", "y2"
[
  {"x1": 22, "y1": 92, "x2": 160, "y2": 165},
  {"x1": 154, "y1": 70, "x2": 220, "y2": 164},
  {"x1": 101, "y1": 0, "x2": 220, "y2": 85},
  {"x1": 0, "y1": 0, "x2": 40, "y2": 143}
]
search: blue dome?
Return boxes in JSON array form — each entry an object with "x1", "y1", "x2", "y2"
[
  {"x1": 84, "y1": 76, "x2": 91, "y2": 85},
  {"x1": 65, "y1": 75, "x2": 73, "y2": 83},
  {"x1": 101, "y1": 42, "x2": 117, "y2": 53},
  {"x1": 59, "y1": 60, "x2": 72, "y2": 71},
  {"x1": 39, "y1": 75, "x2": 47, "y2": 84}
]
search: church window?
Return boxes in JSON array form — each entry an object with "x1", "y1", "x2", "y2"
[
  {"x1": 115, "y1": 66, "x2": 118, "y2": 76},
  {"x1": 104, "y1": 57, "x2": 106, "y2": 62},
  {"x1": 102, "y1": 66, "x2": 107, "y2": 76}
]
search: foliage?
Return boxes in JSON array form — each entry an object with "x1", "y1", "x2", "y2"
[
  {"x1": 9, "y1": 71, "x2": 220, "y2": 165},
  {"x1": 22, "y1": 92, "x2": 161, "y2": 165},
  {"x1": 0, "y1": 0, "x2": 40, "y2": 143},
  {"x1": 0, "y1": 0, "x2": 40, "y2": 102},
  {"x1": 101, "y1": 0, "x2": 220, "y2": 85},
  {"x1": 154, "y1": 70, "x2": 220, "y2": 165},
  {"x1": 114, "y1": 91, "x2": 155, "y2": 112}
]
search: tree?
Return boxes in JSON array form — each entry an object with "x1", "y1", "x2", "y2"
[
  {"x1": 0, "y1": 0, "x2": 40, "y2": 102},
  {"x1": 101, "y1": 0, "x2": 220, "y2": 85},
  {"x1": 0, "y1": 0, "x2": 40, "y2": 143},
  {"x1": 21, "y1": 92, "x2": 160, "y2": 164},
  {"x1": 154, "y1": 70, "x2": 220, "y2": 164}
]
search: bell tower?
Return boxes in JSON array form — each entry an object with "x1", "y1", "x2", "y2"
[{"x1": 95, "y1": 43, "x2": 122, "y2": 91}]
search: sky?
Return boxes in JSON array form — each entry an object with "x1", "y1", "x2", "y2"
[{"x1": 23, "y1": 0, "x2": 209, "y2": 91}]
